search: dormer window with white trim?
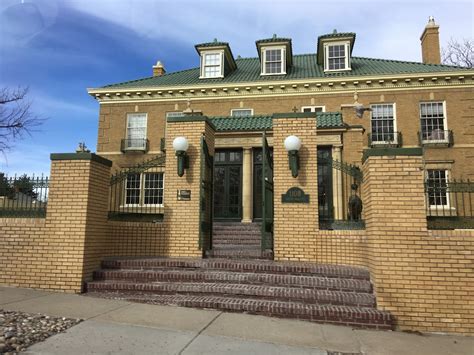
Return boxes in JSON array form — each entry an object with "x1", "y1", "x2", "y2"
[
  {"x1": 324, "y1": 42, "x2": 351, "y2": 71},
  {"x1": 262, "y1": 47, "x2": 286, "y2": 75},
  {"x1": 201, "y1": 51, "x2": 224, "y2": 78}
]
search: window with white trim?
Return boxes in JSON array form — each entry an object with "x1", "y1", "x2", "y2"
[
  {"x1": 420, "y1": 102, "x2": 447, "y2": 142},
  {"x1": 201, "y1": 52, "x2": 223, "y2": 78},
  {"x1": 231, "y1": 109, "x2": 253, "y2": 117},
  {"x1": 426, "y1": 170, "x2": 448, "y2": 207},
  {"x1": 301, "y1": 106, "x2": 325, "y2": 113},
  {"x1": 324, "y1": 42, "x2": 350, "y2": 71},
  {"x1": 262, "y1": 47, "x2": 285, "y2": 75},
  {"x1": 125, "y1": 172, "x2": 164, "y2": 206},
  {"x1": 370, "y1": 104, "x2": 396, "y2": 143},
  {"x1": 126, "y1": 113, "x2": 147, "y2": 150}
]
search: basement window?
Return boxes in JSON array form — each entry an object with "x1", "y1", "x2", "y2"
[
  {"x1": 125, "y1": 172, "x2": 164, "y2": 207},
  {"x1": 231, "y1": 109, "x2": 254, "y2": 117}
]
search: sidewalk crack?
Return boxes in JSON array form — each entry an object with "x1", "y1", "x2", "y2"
[{"x1": 178, "y1": 311, "x2": 222, "y2": 355}]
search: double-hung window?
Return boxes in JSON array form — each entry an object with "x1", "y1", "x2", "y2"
[
  {"x1": 126, "y1": 113, "x2": 147, "y2": 150},
  {"x1": 125, "y1": 172, "x2": 164, "y2": 207},
  {"x1": 420, "y1": 102, "x2": 447, "y2": 142},
  {"x1": 370, "y1": 104, "x2": 397, "y2": 144},
  {"x1": 201, "y1": 52, "x2": 223, "y2": 78},
  {"x1": 262, "y1": 48, "x2": 285, "y2": 75},
  {"x1": 324, "y1": 42, "x2": 350, "y2": 71},
  {"x1": 426, "y1": 170, "x2": 449, "y2": 208}
]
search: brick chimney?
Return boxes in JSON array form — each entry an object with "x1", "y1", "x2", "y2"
[
  {"x1": 152, "y1": 60, "x2": 166, "y2": 76},
  {"x1": 420, "y1": 16, "x2": 441, "y2": 64}
]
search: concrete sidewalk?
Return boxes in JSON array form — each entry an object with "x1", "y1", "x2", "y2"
[{"x1": 0, "y1": 286, "x2": 472, "y2": 355}]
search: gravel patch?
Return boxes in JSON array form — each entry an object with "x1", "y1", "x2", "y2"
[{"x1": 0, "y1": 309, "x2": 81, "y2": 354}]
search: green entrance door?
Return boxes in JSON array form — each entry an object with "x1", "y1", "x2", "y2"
[
  {"x1": 253, "y1": 148, "x2": 273, "y2": 220},
  {"x1": 213, "y1": 149, "x2": 242, "y2": 220}
]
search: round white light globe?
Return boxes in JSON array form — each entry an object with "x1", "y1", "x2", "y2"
[
  {"x1": 172, "y1": 136, "x2": 189, "y2": 152},
  {"x1": 284, "y1": 135, "x2": 302, "y2": 151}
]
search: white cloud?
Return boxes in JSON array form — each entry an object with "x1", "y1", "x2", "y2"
[{"x1": 66, "y1": 0, "x2": 473, "y2": 62}]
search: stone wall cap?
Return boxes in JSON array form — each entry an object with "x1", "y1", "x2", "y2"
[
  {"x1": 50, "y1": 152, "x2": 113, "y2": 167},
  {"x1": 362, "y1": 147, "x2": 423, "y2": 163},
  {"x1": 166, "y1": 115, "x2": 216, "y2": 130}
]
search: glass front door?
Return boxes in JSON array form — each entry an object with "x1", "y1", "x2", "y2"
[{"x1": 213, "y1": 150, "x2": 242, "y2": 220}]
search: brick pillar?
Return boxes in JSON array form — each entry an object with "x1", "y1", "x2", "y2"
[
  {"x1": 48, "y1": 153, "x2": 112, "y2": 292},
  {"x1": 273, "y1": 113, "x2": 318, "y2": 261},
  {"x1": 164, "y1": 116, "x2": 215, "y2": 257},
  {"x1": 362, "y1": 150, "x2": 430, "y2": 328}
]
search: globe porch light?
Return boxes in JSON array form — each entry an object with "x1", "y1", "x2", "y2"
[
  {"x1": 172, "y1": 136, "x2": 189, "y2": 152},
  {"x1": 173, "y1": 137, "x2": 189, "y2": 177},
  {"x1": 284, "y1": 135, "x2": 301, "y2": 178},
  {"x1": 284, "y1": 135, "x2": 302, "y2": 152}
]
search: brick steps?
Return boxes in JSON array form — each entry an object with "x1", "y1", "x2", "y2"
[
  {"x1": 88, "y1": 257, "x2": 393, "y2": 329},
  {"x1": 86, "y1": 292, "x2": 392, "y2": 330},
  {"x1": 93, "y1": 269, "x2": 372, "y2": 293},
  {"x1": 86, "y1": 281, "x2": 376, "y2": 307},
  {"x1": 212, "y1": 222, "x2": 262, "y2": 260},
  {"x1": 101, "y1": 258, "x2": 370, "y2": 279}
]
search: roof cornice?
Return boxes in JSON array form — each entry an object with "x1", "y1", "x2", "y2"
[{"x1": 87, "y1": 71, "x2": 474, "y2": 103}]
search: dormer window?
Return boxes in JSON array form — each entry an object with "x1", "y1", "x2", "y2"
[
  {"x1": 256, "y1": 36, "x2": 293, "y2": 76},
  {"x1": 201, "y1": 51, "x2": 223, "y2": 78},
  {"x1": 195, "y1": 40, "x2": 236, "y2": 79},
  {"x1": 317, "y1": 32, "x2": 355, "y2": 73},
  {"x1": 324, "y1": 42, "x2": 350, "y2": 71},
  {"x1": 262, "y1": 47, "x2": 285, "y2": 75}
]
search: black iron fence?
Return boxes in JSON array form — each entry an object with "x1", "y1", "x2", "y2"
[
  {"x1": 108, "y1": 155, "x2": 166, "y2": 221},
  {"x1": 0, "y1": 174, "x2": 49, "y2": 218},
  {"x1": 368, "y1": 132, "x2": 402, "y2": 148},
  {"x1": 425, "y1": 179, "x2": 474, "y2": 229}
]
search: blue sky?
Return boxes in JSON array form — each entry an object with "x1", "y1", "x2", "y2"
[{"x1": 0, "y1": 0, "x2": 472, "y2": 175}]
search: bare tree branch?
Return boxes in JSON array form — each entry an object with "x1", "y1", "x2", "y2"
[
  {"x1": 0, "y1": 86, "x2": 45, "y2": 153},
  {"x1": 442, "y1": 38, "x2": 473, "y2": 68}
]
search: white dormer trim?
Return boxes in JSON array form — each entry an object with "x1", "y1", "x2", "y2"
[
  {"x1": 260, "y1": 46, "x2": 286, "y2": 76},
  {"x1": 199, "y1": 50, "x2": 225, "y2": 79},
  {"x1": 323, "y1": 41, "x2": 351, "y2": 72}
]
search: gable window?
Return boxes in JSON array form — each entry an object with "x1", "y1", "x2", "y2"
[
  {"x1": 324, "y1": 42, "x2": 350, "y2": 71},
  {"x1": 231, "y1": 109, "x2": 253, "y2": 117},
  {"x1": 420, "y1": 102, "x2": 448, "y2": 143},
  {"x1": 370, "y1": 104, "x2": 397, "y2": 144},
  {"x1": 201, "y1": 52, "x2": 223, "y2": 78},
  {"x1": 125, "y1": 172, "x2": 164, "y2": 207},
  {"x1": 426, "y1": 170, "x2": 448, "y2": 208},
  {"x1": 262, "y1": 47, "x2": 285, "y2": 75},
  {"x1": 125, "y1": 113, "x2": 147, "y2": 150},
  {"x1": 302, "y1": 106, "x2": 325, "y2": 113}
]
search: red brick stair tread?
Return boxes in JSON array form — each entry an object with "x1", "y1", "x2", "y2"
[
  {"x1": 93, "y1": 269, "x2": 372, "y2": 292},
  {"x1": 86, "y1": 292, "x2": 392, "y2": 329},
  {"x1": 101, "y1": 257, "x2": 370, "y2": 280},
  {"x1": 87, "y1": 280, "x2": 375, "y2": 307}
]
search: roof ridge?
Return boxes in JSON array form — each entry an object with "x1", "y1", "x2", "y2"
[
  {"x1": 102, "y1": 67, "x2": 199, "y2": 88},
  {"x1": 353, "y1": 56, "x2": 464, "y2": 68}
]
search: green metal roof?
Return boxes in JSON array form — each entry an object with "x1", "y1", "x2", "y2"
[
  {"x1": 209, "y1": 112, "x2": 344, "y2": 132},
  {"x1": 101, "y1": 54, "x2": 467, "y2": 89},
  {"x1": 256, "y1": 37, "x2": 292, "y2": 44},
  {"x1": 195, "y1": 41, "x2": 230, "y2": 48},
  {"x1": 318, "y1": 32, "x2": 356, "y2": 41}
]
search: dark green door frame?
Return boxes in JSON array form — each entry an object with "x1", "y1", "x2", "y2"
[{"x1": 213, "y1": 149, "x2": 243, "y2": 221}]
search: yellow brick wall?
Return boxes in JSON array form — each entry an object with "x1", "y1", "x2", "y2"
[
  {"x1": 273, "y1": 117, "x2": 319, "y2": 261},
  {"x1": 0, "y1": 158, "x2": 111, "y2": 293},
  {"x1": 362, "y1": 155, "x2": 474, "y2": 335},
  {"x1": 163, "y1": 118, "x2": 215, "y2": 257}
]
